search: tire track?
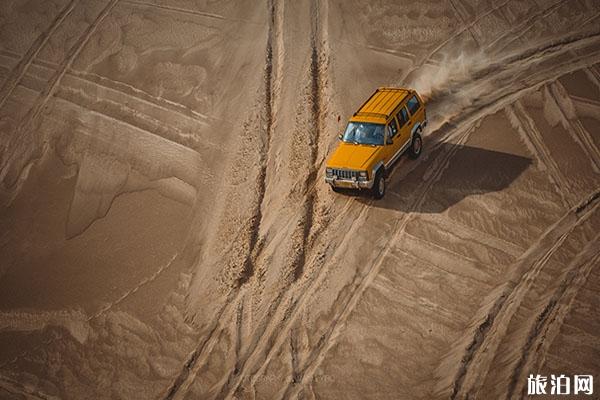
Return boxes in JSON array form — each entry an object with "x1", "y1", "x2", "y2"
[
  {"x1": 160, "y1": 1, "x2": 280, "y2": 398},
  {"x1": 485, "y1": 0, "x2": 566, "y2": 53},
  {"x1": 547, "y1": 81, "x2": 600, "y2": 173},
  {"x1": 401, "y1": 0, "x2": 511, "y2": 83},
  {"x1": 507, "y1": 235, "x2": 600, "y2": 399},
  {"x1": 407, "y1": 30, "x2": 600, "y2": 134},
  {"x1": 403, "y1": 0, "x2": 573, "y2": 85},
  {"x1": 585, "y1": 64, "x2": 600, "y2": 88},
  {"x1": 496, "y1": 4, "x2": 599, "y2": 56},
  {"x1": 280, "y1": 123, "x2": 476, "y2": 400},
  {"x1": 1, "y1": 0, "x2": 120, "y2": 188},
  {"x1": 230, "y1": 31, "x2": 600, "y2": 400},
  {"x1": 264, "y1": 32, "x2": 600, "y2": 399},
  {"x1": 0, "y1": 0, "x2": 80, "y2": 110},
  {"x1": 498, "y1": 7, "x2": 600, "y2": 55},
  {"x1": 69, "y1": 69, "x2": 212, "y2": 125},
  {"x1": 123, "y1": 0, "x2": 225, "y2": 20},
  {"x1": 89, "y1": 253, "x2": 179, "y2": 320},
  {"x1": 402, "y1": 230, "x2": 503, "y2": 277},
  {"x1": 0, "y1": 375, "x2": 54, "y2": 400},
  {"x1": 233, "y1": 0, "x2": 279, "y2": 287},
  {"x1": 0, "y1": 50, "x2": 213, "y2": 126},
  {"x1": 448, "y1": 0, "x2": 479, "y2": 46},
  {"x1": 212, "y1": 0, "x2": 330, "y2": 397},
  {"x1": 448, "y1": 189, "x2": 600, "y2": 400},
  {"x1": 14, "y1": 0, "x2": 120, "y2": 131},
  {"x1": 233, "y1": 31, "x2": 600, "y2": 265},
  {"x1": 416, "y1": 214, "x2": 524, "y2": 259},
  {"x1": 8, "y1": 56, "x2": 218, "y2": 151},
  {"x1": 505, "y1": 101, "x2": 572, "y2": 208},
  {"x1": 424, "y1": 32, "x2": 600, "y2": 152},
  {"x1": 162, "y1": 290, "x2": 244, "y2": 400},
  {"x1": 289, "y1": 0, "x2": 325, "y2": 282},
  {"x1": 570, "y1": 94, "x2": 600, "y2": 110},
  {"x1": 122, "y1": 0, "x2": 265, "y2": 26},
  {"x1": 0, "y1": 252, "x2": 181, "y2": 370},
  {"x1": 48, "y1": 88, "x2": 213, "y2": 155}
]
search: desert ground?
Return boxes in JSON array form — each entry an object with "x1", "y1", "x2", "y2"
[{"x1": 0, "y1": 0, "x2": 599, "y2": 399}]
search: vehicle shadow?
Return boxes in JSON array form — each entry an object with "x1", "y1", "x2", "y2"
[{"x1": 350, "y1": 142, "x2": 533, "y2": 213}]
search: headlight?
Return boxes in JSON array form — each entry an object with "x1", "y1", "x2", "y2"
[
  {"x1": 326, "y1": 168, "x2": 333, "y2": 177},
  {"x1": 358, "y1": 171, "x2": 368, "y2": 181}
]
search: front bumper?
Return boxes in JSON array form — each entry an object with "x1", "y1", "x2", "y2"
[{"x1": 325, "y1": 176, "x2": 374, "y2": 189}]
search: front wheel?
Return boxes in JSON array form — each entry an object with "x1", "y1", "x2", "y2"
[
  {"x1": 372, "y1": 172, "x2": 386, "y2": 199},
  {"x1": 408, "y1": 131, "x2": 423, "y2": 159}
]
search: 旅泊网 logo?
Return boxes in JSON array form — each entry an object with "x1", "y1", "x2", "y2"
[{"x1": 527, "y1": 374, "x2": 593, "y2": 396}]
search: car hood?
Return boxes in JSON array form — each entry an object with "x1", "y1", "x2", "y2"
[{"x1": 327, "y1": 142, "x2": 380, "y2": 170}]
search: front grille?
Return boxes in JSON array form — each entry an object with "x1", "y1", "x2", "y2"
[{"x1": 331, "y1": 169, "x2": 358, "y2": 180}]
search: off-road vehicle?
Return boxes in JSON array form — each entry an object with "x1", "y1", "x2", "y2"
[{"x1": 325, "y1": 87, "x2": 427, "y2": 199}]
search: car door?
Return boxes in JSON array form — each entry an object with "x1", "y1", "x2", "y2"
[
  {"x1": 396, "y1": 105, "x2": 411, "y2": 150},
  {"x1": 383, "y1": 117, "x2": 400, "y2": 164}
]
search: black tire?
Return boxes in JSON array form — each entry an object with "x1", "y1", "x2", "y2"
[
  {"x1": 408, "y1": 131, "x2": 423, "y2": 159},
  {"x1": 372, "y1": 171, "x2": 386, "y2": 199}
]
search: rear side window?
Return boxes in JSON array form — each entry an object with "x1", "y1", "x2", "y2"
[
  {"x1": 397, "y1": 107, "x2": 409, "y2": 127},
  {"x1": 407, "y1": 95, "x2": 420, "y2": 115},
  {"x1": 388, "y1": 118, "x2": 398, "y2": 136}
]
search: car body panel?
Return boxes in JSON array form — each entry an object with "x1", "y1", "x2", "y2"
[{"x1": 327, "y1": 143, "x2": 380, "y2": 170}]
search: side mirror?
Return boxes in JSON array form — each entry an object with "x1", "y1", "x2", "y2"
[
  {"x1": 386, "y1": 137, "x2": 393, "y2": 145},
  {"x1": 338, "y1": 133, "x2": 343, "y2": 140}
]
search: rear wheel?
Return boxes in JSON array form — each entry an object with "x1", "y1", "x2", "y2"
[
  {"x1": 408, "y1": 131, "x2": 423, "y2": 159},
  {"x1": 372, "y1": 172, "x2": 386, "y2": 199}
]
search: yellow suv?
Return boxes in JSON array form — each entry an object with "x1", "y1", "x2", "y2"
[{"x1": 325, "y1": 87, "x2": 426, "y2": 199}]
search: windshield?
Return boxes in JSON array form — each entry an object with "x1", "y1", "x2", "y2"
[{"x1": 341, "y1": 122, "x2": 385, "y2": 146}]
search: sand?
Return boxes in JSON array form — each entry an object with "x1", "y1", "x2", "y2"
[{"x1": 0, "y1": 0, "x2": 599, "y2": 399}]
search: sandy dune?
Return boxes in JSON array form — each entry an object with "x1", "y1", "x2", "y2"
[{"x1": 0, "y1": 0, "x2": 599, "y2": 399}]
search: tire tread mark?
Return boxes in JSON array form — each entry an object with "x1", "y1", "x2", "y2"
[
  {"x1": 213, "y1": 0, "x2": 328, "y2": 397},
  {"x1": 160, "y1": 1, "x2": 279, "y2": 397},
  {"x1": 0, "y1": 375, "x2": 51, "y2": 400},
  {"x1": 0, "y1": 252, "x2": 180, "y2": 370},
  {"x1": 123, "y1": 0, "x2": 225, "y2": 20},
  {"x1": 0, "y1": 51, "x2": 213, "y2": 125},
  {"x1": 16, "y1": 0, "x2": 120, "y2": 131},
  {"x1": 548, "y1": 81, "x2": 600, "y2": 173},
  {"x1": 1, "y1": 0, "x2": 120, "y2": 188},
  {"x1": 448, "y1": 0, "x2": 479, "y2": 46},
  {"x1": 280, "y1": 124, "x2": 476, "y2": 400},
  {"x1": 494, "y1": 3, "x2": 599, "y2": 55},
  {"x1": 415, "y1": 214, "x2": 524, "y2": 258},
  {"x1": 505, "y1": 102, "x2": 572, "y2": 208},
  {"x1": 162, "y1": 291, "x2": 243, "y2": 400},
  {"x1": 486, "y1": 0, "x2": 566, "y2": 52},
  {"x1": 0, "y1": 0, "x2": 80, "y2": 110},
  {"x1": 235, "y1": 32, "x2": 600, "y2": 400},
  {"x1": 51, "y1": 87, "x2": 213, "y2": 155},
  {"x1": 507, "y1": 238, "x2": 600, "y2": 399},
  {"x1": 401, "y1": 0, "x2": 511, "y2": 83},
  {"x1": 290, "y1": 0, "x2": 324, "y2": 282},
  {"x1": 448, "y1": 190, "x2": 600, "y2": 399}
]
